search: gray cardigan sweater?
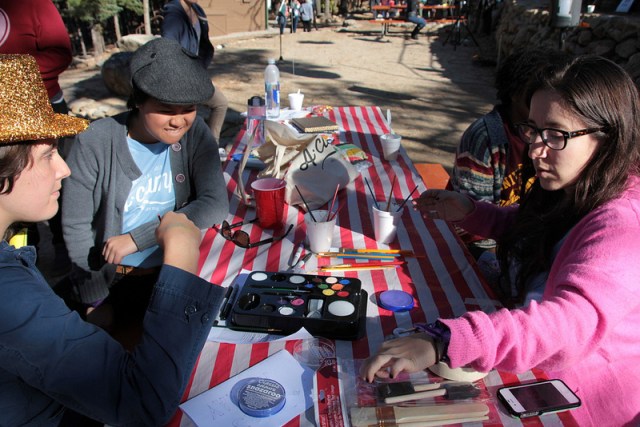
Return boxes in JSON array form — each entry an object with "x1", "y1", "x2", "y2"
[{"x1": 62, "y1": 112, "x2": 228, "y2": 303}]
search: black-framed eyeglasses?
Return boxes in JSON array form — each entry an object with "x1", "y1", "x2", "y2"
[
  {"x1": 515, "y1": 122, "x2": 606, "y2": 151},
  {"x1": 220, "y1": 218, "x2": 293, "y2": 249}
]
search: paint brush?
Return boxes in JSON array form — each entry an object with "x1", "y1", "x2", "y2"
[
  {"x1": 295, "y1": 185, "x2": 316, "y2": 222},
  {"x1": 396, "y1": 184, "x2": 419, "y2": 212},
  {"x1": 327, "y1": 184, "x2": 340, "y2": 221},
  {"x1": 317, "y1": 253, "x2": 398, "y2": 260},
  {"x1": 364, "y1": 177, "x2": 380, "y2": 210},
  {"x1": 328, "y1": 202, "x2": 345, "y2": 222},
  {"x1": 385, "y1": 175, "x2": 397, "y2": 212},
  {"x1": 317, "y1": 265, "x2": 398, "y2": 272},
  {"x1": 328, "y1": 261, "x2": 404, "y2": 268},
  {"x1": 338, "y1": 248, "x2": 415, "y2": 255},
  {"x1": 383, "y1": 382, "x2": 481, "y2": 405},
  {"x1": 349, "y1": 402, "x2": 489, "y2": 427}
]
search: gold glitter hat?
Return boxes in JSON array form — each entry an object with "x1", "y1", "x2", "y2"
[{"x1": 0, "y1": 54, "x2": 88, "y2": 144}]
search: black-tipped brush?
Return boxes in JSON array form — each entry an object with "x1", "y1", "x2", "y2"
[{"x1": 378, "y1": 381, "x2": 480, "y2": 404}]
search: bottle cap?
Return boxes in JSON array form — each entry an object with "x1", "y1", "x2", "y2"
[
  {"x1": 268, "y1": 58, "x2": 276, "y2": 64},
  {"x1": 248, "y1": 96, "x2": 265, "y2": 106},
  {"x1": 234, "y1": 377, "x2": 286, "y2": 417},
  {"x1": 379, "y1": 290, "x2": 414, "y2": 312}
]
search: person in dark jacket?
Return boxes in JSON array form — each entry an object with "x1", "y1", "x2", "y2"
[
  {"x1": 0, "y1": 53, "x2": 225, "y2": 427},
  {"x1": 161, "y1": 0, "x2": 229, "y2": 142}
]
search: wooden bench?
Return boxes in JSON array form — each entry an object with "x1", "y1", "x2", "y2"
[
  {"x1": 414, "y1": 163, "x2": 451, "y2": 190},
  {"x1": 368, "y1": 19, "x2": 411, "y2": 37}
]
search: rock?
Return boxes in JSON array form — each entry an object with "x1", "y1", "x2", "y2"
[
  {"x1": 67, "y1": 97, "x2": 125, "y2": 120},
  {"x1": 117, "y1": 34, "x2": 157, "y2": 52},
  {"x1": 101, "y1": 51, "x2": 134, "y2": 97},
  {"x1": 625, "y1": 52, "x2": 640, "y2": 79},
  {"x1": 616, "y1": 38, "x2": 638, "y2": 59},
  {"x1": 587, "y1": 39, "x2": 617, "y2": 57},
  {"x1": 577, "y1": 29, "x2": 593, "y2": 46}
]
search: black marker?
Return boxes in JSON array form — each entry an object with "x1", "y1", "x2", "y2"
[
  {"x1": 219, "y1": 286, "x2": 236, "y2": 320},
  {"x1": 220, "y1": 285, "x2": 234, "y2": 306}
]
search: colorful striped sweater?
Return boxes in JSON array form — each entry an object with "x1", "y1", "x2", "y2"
[{"x1": 452, "y1": 107, "x2": 523, "y2": 206}]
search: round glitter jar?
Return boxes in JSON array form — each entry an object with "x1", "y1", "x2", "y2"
[
  {"x1": 379, "y1": 290, "x2": 414, "y2": 312},
  {"x1": 235, "y1": 377, "x2": 286, "y2": 417}
]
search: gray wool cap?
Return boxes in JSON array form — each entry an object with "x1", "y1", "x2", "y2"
[{"x1": 129, "y1": 37, "x2": 214, "y2": 105}]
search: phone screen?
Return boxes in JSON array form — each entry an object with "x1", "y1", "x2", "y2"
[
  {"x1": 511, "y1": 381, "x2": 572, "y2": 410},
  {"x1": 498, "y1": 379, "x2": 580, "y2": 417}
]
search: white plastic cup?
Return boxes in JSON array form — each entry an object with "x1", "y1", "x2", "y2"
[
  {"x1": 288, "y1": 92, "x2": 304, "y2": 111},
  {"x1": 380, "y1": 133, "x2": 402, "y2": 161},
  {"x1": 587, "y1": 4, "x2": 595, "y2": 13},
  {"x1": 305, "y1": 209, "x2": 336, "y2": 253},
  {"x1": 372, "y1": 204, "x2": 402, "y2": 244}
]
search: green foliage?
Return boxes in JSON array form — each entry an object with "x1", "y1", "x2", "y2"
[
  {"x1": 61, "y1": 0, "x2": 143, "y2": 24},
  {"x1": 117, "y1": 0, "x2": 143, "y2": 15}
]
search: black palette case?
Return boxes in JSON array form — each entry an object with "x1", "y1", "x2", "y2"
[{"x1": 229, "y1": 271, "x2": 367, "y2": 340}]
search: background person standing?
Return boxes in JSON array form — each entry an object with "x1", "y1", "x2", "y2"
[
  {"x1": 300, "y1": 0, "x2": 314, "y2": 32},
  {"x1": 162, "y1": 0, "x2": 229, "y2": 143},
  {"x1": 406, "y1": 0, "x2": 426, "y2": 39}
]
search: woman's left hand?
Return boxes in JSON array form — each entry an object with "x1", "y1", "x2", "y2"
[
  {"x1": 360, "y1": 333, "x2": 438, "y2": 383},
  {"x1": 102, "y1": 234, "x2": 138, "y2": 265}
]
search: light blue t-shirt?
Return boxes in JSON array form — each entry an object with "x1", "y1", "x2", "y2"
[{"x1": 121, "y1": 137, "x2": 174, "y2": 267}]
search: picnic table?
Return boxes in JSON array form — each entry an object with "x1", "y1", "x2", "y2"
[{"x1": 166, "y1": 106, "x2": 577, "y2": 427}]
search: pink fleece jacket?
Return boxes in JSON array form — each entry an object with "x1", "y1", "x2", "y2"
[{"x1": 443, "y1": 175, "x2": 640, "y2": 426}]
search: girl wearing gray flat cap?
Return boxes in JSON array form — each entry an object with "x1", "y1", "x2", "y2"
[{"x1": 61, "y1": 37, "x2": 229, "y2": 332}]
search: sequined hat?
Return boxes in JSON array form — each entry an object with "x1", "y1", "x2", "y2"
[
  {"x1": 129, "y1": 37, "x2": 214, "y2": 105},
  {"x1": 0, "y1": 54, "x2": 88, "y2": 144}
]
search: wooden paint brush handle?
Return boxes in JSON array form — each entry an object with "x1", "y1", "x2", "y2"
[
  {"x1": 350, "y1": 403, "x2": 489, "y2": 426},
  {"x1": 384, "y1": 388, "x2": 446, "y2": 404}
]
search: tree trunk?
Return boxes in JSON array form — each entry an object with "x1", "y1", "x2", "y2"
[
  {"x1": 77, "y1": 27, "x2": 88, "y2": 58},
  {"x1": 113, "y1": 13, "x2": 122, "y2": 41},
  {"x1": 324, "y1": 0, "x2": 331, "y2": 18},
  {"x1": 143, "y1": 0, "x2": 152, "y2": 35},
  {"x1": 339, "y1": 0, "x2": 349, "y2": 14},
  {"x1": 90, "y1": 23, "x2": 105, "y2": 57}
]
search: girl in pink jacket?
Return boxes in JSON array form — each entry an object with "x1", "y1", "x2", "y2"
[{"x1": 362, "y1": 55, "x2": 640, "y2": 426}]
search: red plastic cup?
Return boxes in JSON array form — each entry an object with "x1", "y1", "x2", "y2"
[{"x1": 251, "y1": 178, "x2": 287, "y2": 229}]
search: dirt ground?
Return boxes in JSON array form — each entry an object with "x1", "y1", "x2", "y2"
[{"x1": 59, "y1": 16, "x2": 499, "y2": 172}]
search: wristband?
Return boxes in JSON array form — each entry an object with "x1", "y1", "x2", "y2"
[{"x1": 416, "y1": 321, "x2": 451, "y2": 363}]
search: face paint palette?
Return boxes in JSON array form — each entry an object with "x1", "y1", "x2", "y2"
[{"x1": 229, "y1": 271, "x2": 367, "y2": 340}]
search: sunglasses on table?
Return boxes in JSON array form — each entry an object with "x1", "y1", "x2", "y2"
[{"x1": 220, "y1": 218, "x2": 293, "y2": 249}]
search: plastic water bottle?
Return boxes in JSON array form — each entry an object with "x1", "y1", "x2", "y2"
[
  {"x1": 264, "y1": 58, "x2": 280, "y2": 119},
  {"x1": 247, "y1": 96, "x2": 266, "y2": 147}
]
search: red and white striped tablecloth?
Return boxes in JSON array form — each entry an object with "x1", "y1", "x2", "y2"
[{"x1": 167, "y1": 106, "x2": 577, "y2": 427}]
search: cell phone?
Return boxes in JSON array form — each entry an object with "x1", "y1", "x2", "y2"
[{"x1": 497, "y1": 379, "x2": 581, "y2": 418}]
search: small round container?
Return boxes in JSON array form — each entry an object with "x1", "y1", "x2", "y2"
[
  {"x1": 379, "y1": 290, "x2": 414, "y2": 312},
  {"x1": 235, "y1": 377, "x2": 286, "y2": 417}
]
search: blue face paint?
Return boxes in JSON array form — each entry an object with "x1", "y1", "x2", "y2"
[{"x1": 236, "y1": 377, "x2": 286, "y2": 417}]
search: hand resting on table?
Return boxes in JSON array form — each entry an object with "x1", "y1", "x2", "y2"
[
  {"x1": 360, "y1": 333, "x2": 438, "y2": 383},
  {"x1": 412, "y1": 189, "x2": 474, "y2": 222}
]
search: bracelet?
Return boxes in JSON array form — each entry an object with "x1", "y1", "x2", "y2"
[{"x1": 416, "y1": 321, "x2": 451, "y2": 363}]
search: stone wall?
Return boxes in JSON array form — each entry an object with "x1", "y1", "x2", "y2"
[{"x1": 494, "y1": 0, "x2": 640, "y2": 85}]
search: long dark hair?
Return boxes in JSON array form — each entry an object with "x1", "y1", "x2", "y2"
[{"x1": 497, "y1": 56, "x2": 640, "y2": 302}]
